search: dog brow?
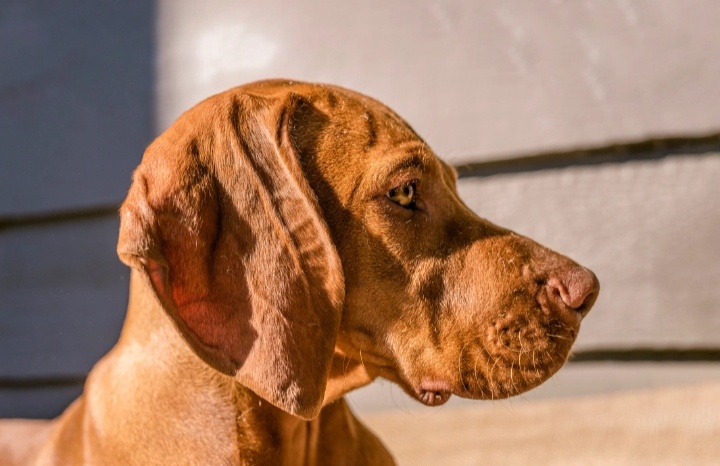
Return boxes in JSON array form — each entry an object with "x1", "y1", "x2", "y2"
[
  {"x1": 359, "y1": 152, "x2": 429, "y2": 199},
  {"x1": 385, "y1": 149, "x2": 432, "y2": 178}
]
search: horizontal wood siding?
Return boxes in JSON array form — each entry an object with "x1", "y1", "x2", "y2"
[{"x1": 2, "y1": 0, "x2": 719, "y2": 419}]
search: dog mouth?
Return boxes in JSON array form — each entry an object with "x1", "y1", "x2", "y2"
[
  {"x1": 400, "y1": 321, "x2": 579, "y2": 405},
  {"x1": 342, "y1": 297, "x2": 582, "y2": 407}
]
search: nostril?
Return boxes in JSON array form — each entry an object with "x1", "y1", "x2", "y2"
[{"x1": 547, "y1": 267, "x2": 600, "y2": 313}]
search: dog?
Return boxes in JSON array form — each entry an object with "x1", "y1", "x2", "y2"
[{"x1": 0, "y1": 79, "x2": 599, "y2": 465}]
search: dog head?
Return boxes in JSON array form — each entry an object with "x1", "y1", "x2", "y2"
[{"x1": 118, "y1": 80, "x2": 599, "y2": 419}]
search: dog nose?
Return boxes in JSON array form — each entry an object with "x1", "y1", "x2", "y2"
[{"x1": 546, "y1": 266, "x2": 599, "y2": 316}]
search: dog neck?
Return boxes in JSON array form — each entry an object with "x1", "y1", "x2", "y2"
[
  {"x1": 120, "y1": 268, "x2": 376, "y2": 403},
  {"x1": 81, "y1": 269, "x2": 368, "y2": 465}
]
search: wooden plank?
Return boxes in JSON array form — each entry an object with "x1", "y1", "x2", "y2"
[
  {"x1": 0, "y1": 216, "x2": 128, "y2": 378},
  {"x1": 0, "y1": 2, "x2": 154, "y2": 216},
  {"x1": 3, "y1": 153, "x2": 718, "y2": 382},
  {"x1": 458, "y1": 152, "x2": 720, "y2": 349},
  {"x1": 157, "y1": 0, "x2": 720, "y2": 163}
]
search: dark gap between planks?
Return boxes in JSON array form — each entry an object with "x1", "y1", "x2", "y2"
[
  {"x1": 2, "y1": 349, "x2": 720, "y2": 390},
  {"x1": 2, "y1": 133, "x2": 719, "y2": 231}
]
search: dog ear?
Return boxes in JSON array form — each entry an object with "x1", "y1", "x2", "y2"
[{"x1": 117, "y1": 89, "x2": 344, "y2": 420}]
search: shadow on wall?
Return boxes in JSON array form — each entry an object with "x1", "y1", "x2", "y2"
[{"x1": 0, "y1": 1, "x2": 156, "y2": 418}]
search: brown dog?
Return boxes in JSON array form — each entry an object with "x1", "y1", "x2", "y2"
[{"x1": 0, "y1": 79, "x2": 599, "y2": 465}]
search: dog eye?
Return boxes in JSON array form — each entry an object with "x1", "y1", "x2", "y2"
[{"x1": 387, "y1": 181, "x2": 416, "y2": 208}]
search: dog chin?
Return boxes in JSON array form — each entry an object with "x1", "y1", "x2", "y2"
[{"x1": 466, "y1": 353, "x2": 570, "y2": 401}]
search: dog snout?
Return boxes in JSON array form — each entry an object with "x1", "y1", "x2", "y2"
[{"x1": 545, "y1": 266, "x2": 599, "y2": 317}]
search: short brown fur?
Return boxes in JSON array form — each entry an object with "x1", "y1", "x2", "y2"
[{"x1": 0, "y1": 80, "x2": 599, "y2": 465}]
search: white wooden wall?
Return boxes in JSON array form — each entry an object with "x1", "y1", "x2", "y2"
[{"x1": 2, "y1": 0, "x2": 719, "y2": 418}]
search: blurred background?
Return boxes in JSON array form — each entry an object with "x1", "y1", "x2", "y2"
[{"x1": 1, "y1": 0, "x2": 719, "y2": 463}]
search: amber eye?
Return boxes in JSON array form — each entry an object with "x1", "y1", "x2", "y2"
[{"x1": 387, "y1": 181, "x2": 416, "y2": 208}]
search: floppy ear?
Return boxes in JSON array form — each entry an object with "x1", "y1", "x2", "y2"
[{"x1": 117, "y1": 90, "x2": 344, "y2": 420}]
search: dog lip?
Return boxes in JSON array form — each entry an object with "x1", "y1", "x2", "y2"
[{"x1": 415, "y1": 380, "x2": 453, "y2": 407}]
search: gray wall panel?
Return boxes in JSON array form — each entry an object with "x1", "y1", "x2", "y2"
[
  {"x1": 0, "y1": 1, "x2": 154, "y2": 216},
  {"x1": 157, "y1": 0, "x2": 720, "y2": 163},
  {"x1": 0, "y1": 216, "x2": 128, "y2": 378}
]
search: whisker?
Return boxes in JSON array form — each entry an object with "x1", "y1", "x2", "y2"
[
  {"x1": 358, "y1": 350, "x2": 368, "y2": 375},
  {"x1": 546, "y1": 333, "x2": 572, "y2": 342},
  {"x1": 509, "y1": 361, "x2": 520, "y2": 395},
  {"x1": 479, "y1": 339, "x2": 501, "y2": 400},
  {"x1": 458, "y1": 339, "x2": 473, "y2": 396}
]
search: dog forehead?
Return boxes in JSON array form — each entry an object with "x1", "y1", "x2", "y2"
[{"x1": 242, "y1": 79, "x2": 417, "y2": 136}]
